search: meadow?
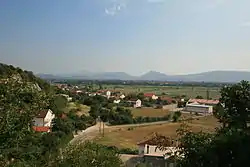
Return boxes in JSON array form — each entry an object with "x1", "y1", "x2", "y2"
[
  {"x1": 95, "y1": 116, "x2": 219, "y2": 149},
  {"x1": 67, "y1": 102, "x2": 90, "y2": 116},
  {"x1": 130, "y1": 108, "x2": 171, "y2": 117},
  {"x1": 101, "y1": 84, "x2": 221, "y2": 99}
]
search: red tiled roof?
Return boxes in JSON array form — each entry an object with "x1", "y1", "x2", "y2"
[
  {"x1": 32, "y1": 126, "x2": 50, "y2": 132},
  {"x1": 60, "y1": 113, "x2": 67, "y2": 119},
  {"x1": 160, "y1": 96, "x2": 174, "y2": 102},
  {"x1": 188, "y1": 99, "x2": 219, "y2": 105},
  {"x1": 144, "y1": 93, "x2": 155, "y2": 97},
  {"x1": 137, "y1": 134, "x2": 173, "y2": 146},
  {"x1": 36, "y1": 110, "x2": 49, "y2": 118}
]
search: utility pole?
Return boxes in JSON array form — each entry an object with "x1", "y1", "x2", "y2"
[
  {"x1": 102, "y1": 121, "x2": 105, "y2": 137},
  {"x1": 206, "y1": 88, "x2": 210, "y2": 99},
  {"x1": 98, "y1": 116, "x2": 101, "y2": 134}
]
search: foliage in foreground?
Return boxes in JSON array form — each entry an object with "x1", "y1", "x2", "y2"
[
  {"x1": 58, "y1": 142, "x2": 122, "y2": 167},
  {"x1": 0, "y1": 77, "x2": 122, "y2": 167}
]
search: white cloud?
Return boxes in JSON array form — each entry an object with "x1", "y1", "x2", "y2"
[
  {"x1": 104, "y1": 0, "x2": 164, "y2": 16},
  {"x1": 147, "y1": 0, "x2": 165, "y2": 4},
  {"x1": 105, "y1": 3, "x2": 126, "y2": 16}
]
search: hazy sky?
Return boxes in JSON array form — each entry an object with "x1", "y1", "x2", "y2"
[{"x1": 1, "y1": 0, "x2": 250, "y2": 76}]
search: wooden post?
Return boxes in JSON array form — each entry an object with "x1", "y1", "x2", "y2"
[
  {"x1": 98, "y1": 116, "x2": 101, "y2": 134},
  {"x1": 102, "y1": 121, "x2": 104, "y2": 137}
]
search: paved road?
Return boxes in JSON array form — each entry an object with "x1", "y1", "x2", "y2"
[
  {"x1": 70, "y1": 115, "x2": 207, "y2": 145},
  {"x1": 70, "y1": 122, "x2": 104, "y2": 144}
]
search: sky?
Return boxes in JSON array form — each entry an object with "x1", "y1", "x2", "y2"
[{"x1": 1, "y1": 0, "x2": 250, "y2": 76}]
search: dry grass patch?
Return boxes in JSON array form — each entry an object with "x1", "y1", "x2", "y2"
[
  {"x1": 131, "y1": 108, "x2": 170, "y2": 117},
  {"x1": 95, "y1": 116, "x2": 220, "y2": 149},
  {"x1": 67, "y1": 102, "x2": 90, "y2": 116}
]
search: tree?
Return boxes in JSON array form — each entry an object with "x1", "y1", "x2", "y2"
[
  {"x1": 174, "y1": 80, "x2": 250, "y2": 167},
  {"x1": 50, "y1": 95, "x2": 68, "y2": 116},
  {"x1": 58, "y1": 142, "x2": 122, "y2": 167},
  {"x1": 214, "y1": 80, "x2": 250, "y2": 130},
  {"x1": 195, "y1": 95, "x2": 203, "y2": 99},
  {"x1": 0, "y1": 79, "x2": 52, "y2": 166},
  {"x1": 172, "y1": 111, "x2": 182, "y2": 122},
  {"x1": 52, "y1": 117, "x2": 74, "y2": 135}
]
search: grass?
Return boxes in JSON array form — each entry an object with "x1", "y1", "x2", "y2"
[
  {"x1": 131, "y1": 108, "x2": 170, "y2": 117},
  {"x1": 100, "y1": 85, "x2": 221, "y2": 99},
  {"x1": 94, "y1": 116, "x2": 220, "y2": 149},
  {"x1": 67, "y1": 102, "x2": 90, "y2": 116}
]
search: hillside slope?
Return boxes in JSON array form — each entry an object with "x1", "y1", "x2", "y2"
[{"x1": 0, "y1": 63, "x2": 52, "y2": 92}]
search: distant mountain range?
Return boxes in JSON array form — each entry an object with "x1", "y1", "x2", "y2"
[{"x1": 37, "y1": 70, "x2": 250, "y2": 83}]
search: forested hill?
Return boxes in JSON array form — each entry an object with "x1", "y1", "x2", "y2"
[{"x1": 0, "y1": 63, "x2": 51, "y2": 92}]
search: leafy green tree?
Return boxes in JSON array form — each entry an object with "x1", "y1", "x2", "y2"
[
  {"x1": 175, "y1": 80, "x2": 250, "y2": 167},
  {"x1": 195, "y1": 95, "x2": 203, "y2": 99},
  {"x1": 0, "y1": 79, "x2": 51, "y2": 166},
  {"x1": 58, "y1": 142, "x2": 122, "y2": 167},
  {"x1": 50, "y1": 95, "x2": 68, "y2": 116},
  {"x1": 172, "y1": 111, "x2": 182, "y2": 122},
  {"x1": 52, "y1": 117, "x2": 74, "y2": 135},
  {"x1": 215, "y1": 80, "x2": 250, "y2": 130}
]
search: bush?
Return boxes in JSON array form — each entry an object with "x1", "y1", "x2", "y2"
[{"x1": 172, "y1": 111, "x2": 182, "y2": 122}]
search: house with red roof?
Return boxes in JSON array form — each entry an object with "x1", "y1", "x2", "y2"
[
  {"x1": 137, "y1": 134, "x2": 178, "y2": 167},
  {"x1": 144, "y1": 93, "x2": 158, "y2": 100},
  {"x1": 160, "y1": 96, "x2": 175, "y2": 104},
  {"x1": 33, "y1": 109, "x2": 55, "y2": 132}
]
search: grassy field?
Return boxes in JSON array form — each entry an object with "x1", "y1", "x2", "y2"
[
  {"x1": 95, "y1": 116, "x2": 219, "y2": 149},
  {"x1": 131, "y1": 108, "x2": 171, "y2": 117},
  {"x1": 67, "y1": 102, "x2": 90, "y2": 116},
  {"x1": 101, "y1": 85, "x2": 221, "y2": 99}
]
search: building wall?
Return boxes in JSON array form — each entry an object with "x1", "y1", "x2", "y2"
[
  {"x1": 134, "y1": 100, "x2": 142, "y2": 108},
  {"x1": 143, "y1": 156, "x2": 165, "y2": 167},
  {"x1": 44, "y1": 109, "x2": 55, "y2": 127},
  {"x1": 185, "y1": 105, "x2": 213, "y2": 114},
  {"x1": 33, "y1": 118, "x2": 44, "y2": 126},
  {"x1": 138, "y1": 145, "x2": 145, "y2": 155},
  {"x1": 152, "y1": 95, "x2": 158, "y2": 100}
]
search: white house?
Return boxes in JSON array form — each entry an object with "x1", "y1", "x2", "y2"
[
  {"x1": 134, "y1": 99, "x2": 142, "y2": 108},
  {"x1": 152, "y1": 95, "x2": 159, "y2": 100},
  {"x1": 144, "y1": 93, "x2": 159, "y2": 100},
  {"x1": 106, "y1": 91, "x2": 111, "y2": 99},
  {"x1": 33, "y1": 109, "x2": 55, "y2": 132},
  {"x1": 120, "y1": 94, "x2": 126, "y2": 99},
  {"x1": 76, "y1": 90, "x2": 83, "y2": 94},
  {"x1": 89, "y1": 93, "x2": 97, "y2": 96},
  {"x1": 113, "y1": 99, "x2": 121, "y2": 104},
  {"x1": 137, "y1": 137, "x2": 179, "y2": 167}
]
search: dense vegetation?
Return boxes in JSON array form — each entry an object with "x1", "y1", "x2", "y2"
[
  {"x1": 67, "y1": 90, "x2": 173, "y2": 125},
  {"x1": 0, "y1": 63, "x2": 52, "y2": 92},
  {"x1": 0, "y1": 63, "x2": 122, "y2": 167}
]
